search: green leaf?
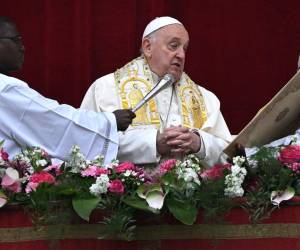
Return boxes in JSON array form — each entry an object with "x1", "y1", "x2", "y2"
[
  {"x1": 166, "y1": 197, "x2": 197, "y2": 225},
  {"x1": 122, "y1": 195, "x2": 160, "y2": 214},
  {"x1": 72, "y1": 196, "x2": 101, "y2": 221}
]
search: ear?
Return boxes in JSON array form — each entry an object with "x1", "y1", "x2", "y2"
[{"x1": 142, "y1": 38, "x2": 152, "y2": 58}]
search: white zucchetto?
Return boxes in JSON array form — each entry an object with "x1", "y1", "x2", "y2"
[{"x1": 142, "y1": 16, "x2": 183, "y2": 39}]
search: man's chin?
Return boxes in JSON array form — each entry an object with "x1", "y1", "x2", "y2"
[{"x1": 169, "y1": 71, "x2": 183, "y2": 83}]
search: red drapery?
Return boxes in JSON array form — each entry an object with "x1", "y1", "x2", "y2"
[{"x1": 1, "y1": 0, "x2": 300, "y2": 133}]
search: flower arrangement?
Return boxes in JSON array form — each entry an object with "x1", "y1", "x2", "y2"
[{"x1": 1, "y1": 137, "x2": 300, "y2": 240}]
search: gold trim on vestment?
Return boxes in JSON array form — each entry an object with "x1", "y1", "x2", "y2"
[{"x1": 114, "y1": 57, "x2": 207, "y2": 129}]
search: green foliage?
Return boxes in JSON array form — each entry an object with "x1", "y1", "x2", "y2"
[
  {"x1": 196, "y1": 178, "x2": 234, "y2": 222},
  {"x1": 72, "y1": 196, "x2": 101, "y2": 221},
  {"x1": 99, "y1": 207, "x2": 136, "y2": 241},
  {"x1": 166, "y1": 196, "x2": 197, "y2": 225}
]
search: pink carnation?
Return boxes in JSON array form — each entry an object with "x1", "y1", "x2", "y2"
[
  {"x1": 81, "y1": 165, "x2": 109, "y2": 177},
  {"x1": 200, "y1": 164, "x2": 231, "y2": 180},
  {"x1": 278, "y1": 145, "x2": 300, "y2": 164},
  {"x1": 109, "y1": 179, "x2": 124, "y2": 195},
  {"x1": 0, "y1": 148, "x2": 9, "y2": 161},
  {"x1": 288, "y1": 162, "x2": 300, "y2": 173},
  {"x1": 115, "y1": 162, "x2": 135, "y2": 173},
  {"x1": 159, "y1": 159, "x2": 177, "y2": 174},
  {"x1": 29, "y1": 172, "x2": 55, "y2": 184},
  {"x1": 25, "y1": 172, "x2": 55, "y2": 193}
]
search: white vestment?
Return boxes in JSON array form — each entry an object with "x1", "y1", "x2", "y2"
[
  {"x1": 0, "y1": 73, "x2": 118, "y2": 163},
  {"x1": 81, "y1": 58, "x2": 232, "y2": 168}
]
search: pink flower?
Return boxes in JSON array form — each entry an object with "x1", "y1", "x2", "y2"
[
  {"x1": 278, "y1": 145, "x2": 300, "y2": 164},
  {"x1": 81, "y1": 165, "x2": 109, "y2": 177},
  {"x1": 25, "y1": 182, "x2": 39, "y2": 193},
  {"x1": 1, "y1": 167, "x2": 21, "y2": 193},
  {"x1": 115, "y1": 162, "x2": 135, "y2": 173},
  {"x1": 109, "y1": 179, "x2": 124, "y2": 195},
  {"x1": 288, "y1": 162, "x2": 300, "y2": 173},
  {"x1": 200, "y1": 164, "x2": 231, "y2": 180},
  {"x1": 0, "y1": 148, "x2": 9, "y2": 161},
  {"x1": 41, "y1": 149, "x2": 49, "y2": 158},
  {"x1": 29, "y1": 172, "x2": 55, "y2": 184},
  {"x1": 159, "y1": 159, "x2": 177, "y2": 174},
  {"x1": 25, "y1": 172, "x2": 55, "y2": 193},
  {"x1": 44, "y1": 164, "x2": 62, "y2": 175}
]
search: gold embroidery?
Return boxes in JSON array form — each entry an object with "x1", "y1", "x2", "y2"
[
  {"x1": 114, "y1": 57, "x2": 207, "y2": 129},
  {"x1": 128, "y1": 83, "x2": 149, "y2": 124},
  {"x1": 179, "y1": 74, "x2": 207, "y2": 129}
]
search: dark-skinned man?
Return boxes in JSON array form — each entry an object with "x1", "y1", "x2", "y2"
[{"x1": 0, "y1": 16, "x2": 135, "y2": 163}]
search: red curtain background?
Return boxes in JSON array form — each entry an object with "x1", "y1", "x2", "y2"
[{"x1": 1, "y1": 0, "x2": 299, "y2": 134}]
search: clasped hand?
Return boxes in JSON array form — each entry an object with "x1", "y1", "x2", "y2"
[{"x1": 157, "y1": 125, "x2": 201, "y2": 157}]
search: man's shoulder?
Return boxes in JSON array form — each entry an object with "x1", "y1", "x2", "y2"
[
  {"x1": 0, "y1": 74, "x2": 28, "y2": 90},
  {"x1": 93, "y1": 72, "x2": 115, "y2": 85}
]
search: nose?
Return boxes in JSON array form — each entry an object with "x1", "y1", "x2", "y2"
[{"x1": 176, "y1": 46, "x2": 185, "y2": 60}]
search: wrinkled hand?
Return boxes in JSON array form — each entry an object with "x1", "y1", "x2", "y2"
[
  {"x1": 113, "y1": 109, "x2": 136, "y2": 131},
  {"x1": 157, "y1": 126, "x2": 201, "y2": 157}
]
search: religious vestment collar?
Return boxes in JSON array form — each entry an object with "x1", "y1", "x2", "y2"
[{"x1": 114, "y1": 56, "x2": 207, "y2": 130}]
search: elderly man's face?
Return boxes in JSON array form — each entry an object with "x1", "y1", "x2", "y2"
[
  {"x1": 143, "y1": 24, "x2": 189, "y2": 82},
  {"x1": 0, "y1": 22, "x2": 24, "y2": 74}
]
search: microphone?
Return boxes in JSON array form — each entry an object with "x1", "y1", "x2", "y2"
[{"x1": 132, "y1": 74, "x2": 175, "y2": 113}]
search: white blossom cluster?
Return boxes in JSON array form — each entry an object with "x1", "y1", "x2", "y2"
[
  {"x1": 224, "y1": 156, "x2": 247, "y2": 198},
  {"x1": 176, "y1": 155, "x2": 201, "y2": 188},
  {"x1": 91, "y1": 154, "x2": 105, "y2": 167},
  {"x1": 65, "y1": 145, "x2": 88, "y2": 173},
  {"x1": 89, "y1": 174, "x2": 110, "y2": 196}
]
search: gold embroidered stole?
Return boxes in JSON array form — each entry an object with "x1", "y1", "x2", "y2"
[{"x1": 114, "y1": 57, "x2": 207, "y2": 129}]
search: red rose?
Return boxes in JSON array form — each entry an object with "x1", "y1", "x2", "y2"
[
  {"x1": 109, "y1": 179, "x2": 124, "y2": 195},
  {"x1": 115, "y1": 162, "x2": 135, "y2": 173},
  {"x1": 278, "y1": 145, "x2": 300, "y2": 164},
  {"x1": 200, "y1": 163, "x2": 231, "y2": 180}
]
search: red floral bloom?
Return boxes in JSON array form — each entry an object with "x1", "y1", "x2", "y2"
[
  {"x1": 29, "y1": 172, "x2": 55, "y2": 184},
  {"x1": 200, "y1": 164, "x2": 231, "y2": 180},
  {"x1": 278, "y1": 145, "x2": 300, "y2": 164},
  {"x1": 159, "y1": 159, "x2": 177, "y2": 174},
  {"x1": 0, "y1": 148, "x2": 9, "y2": 161},
  {"x1": 109, "y1": 179, "x2": 124, "y2": 195},
  {"x1": 26, "y1": 172, "x2": 55, "y2": 193},
  {"x1": 115, "y1": 162, "x2": 135, "y2": 173}
]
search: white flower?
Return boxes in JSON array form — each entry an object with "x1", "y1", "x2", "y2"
[
  {"x1": 123, "y1": 170, "x2": 132, "y2": 177},
  {"x1": 89, "y1": 174, "x2": 110, "y2": 197},
  {"x1": 232, "y1": 156, "x2": 245, "y2": 166},
  {"x1": 36, "y1": 159, "x2": 47, "y2": 167},
  {"x1": 224, "y1": 166, "x2": 247, "y2": 198},
  {"x1": 177, "y1": 168, "x2": 201, "y2": 186}
]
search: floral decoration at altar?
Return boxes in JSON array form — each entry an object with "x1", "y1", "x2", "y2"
[{"x1": 0, "y1": 138, "x2": 300, "y2": 240}]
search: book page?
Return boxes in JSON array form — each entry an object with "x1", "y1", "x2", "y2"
[{"x1": 224, "y1": 70, "x2": 300, "y2": 158}]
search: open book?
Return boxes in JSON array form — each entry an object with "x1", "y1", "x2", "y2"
[{"x1": 224, "y1": 70, "x2": 300, "y2": 158}]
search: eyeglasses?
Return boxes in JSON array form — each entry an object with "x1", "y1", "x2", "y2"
[{"x1": 0, "y1": 35, "x2": 23, "y2": 45}]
